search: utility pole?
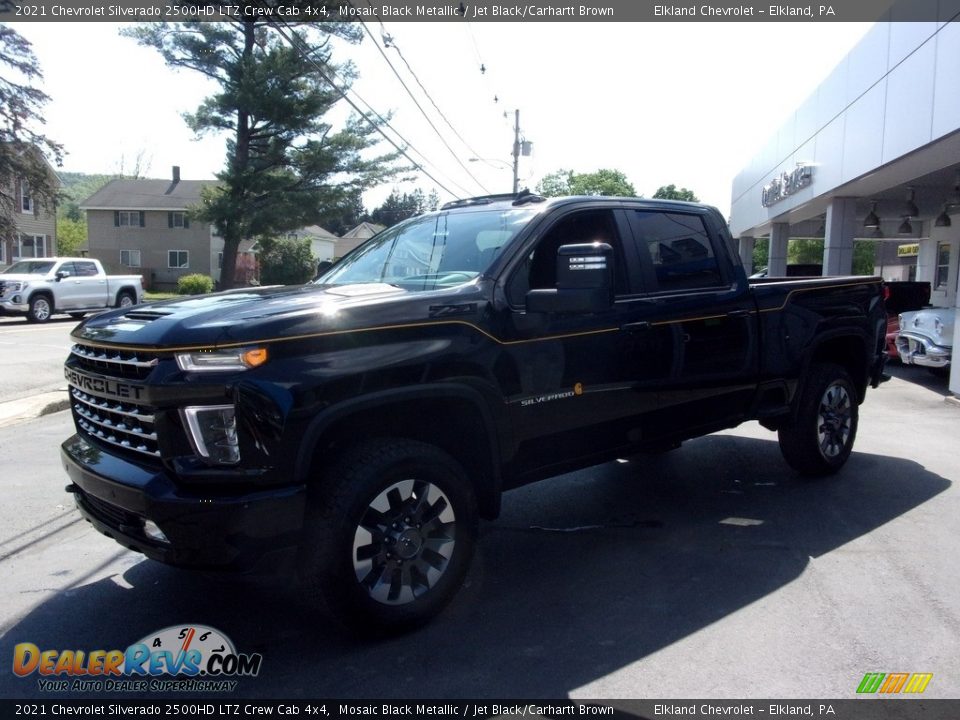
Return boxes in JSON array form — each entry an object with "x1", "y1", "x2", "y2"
[{"x1": 512, "y1": 109, "x2": 520, "y2": 195}]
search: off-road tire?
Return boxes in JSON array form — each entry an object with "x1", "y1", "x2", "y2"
[
  {"x1": 778, "y1": 363, "x2": 859, "y2": 477},
  {"x1": 301, "y1": 438, "x2": 478, "y2": 635}
]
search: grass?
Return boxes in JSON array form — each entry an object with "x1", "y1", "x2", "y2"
[{"x1": 144, "y1": 292, "x2": 179, "y2": 302}]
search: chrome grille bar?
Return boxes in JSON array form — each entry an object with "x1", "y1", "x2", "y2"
[{"x1": 70, "y1": 388, "x2": 155, "y2": 422}]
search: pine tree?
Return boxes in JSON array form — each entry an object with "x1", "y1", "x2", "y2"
[
  {"x1": 0, "y1": 26, "x2": 62, "y2": 242},
  {"x1": 127, "y1": 12, "x2": 400, "y2": 288}
]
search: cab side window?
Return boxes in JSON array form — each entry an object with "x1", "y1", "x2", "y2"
[
  {"x1": 509, "y1": 209, "x2": 629, "y2": 305},
  {"x1": 632, "y1": 211, "x2": 724, "y2": 292}
]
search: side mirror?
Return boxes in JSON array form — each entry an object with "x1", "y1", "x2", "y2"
[
  {"x1": 55, "y1": 270, "x2": 70, "y2": 281},
  {"x1": 526, "y1": 242, "x2": 614, "y2": 314}
]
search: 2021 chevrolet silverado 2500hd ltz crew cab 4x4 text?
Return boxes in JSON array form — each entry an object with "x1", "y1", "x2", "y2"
[{"x1": 61, "y1": 194, "x2": 887, "y2": 632}]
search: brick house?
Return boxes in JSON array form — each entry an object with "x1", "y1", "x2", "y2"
[{"x1": 80, "y1": 166, "x2": 256, "y2": 291}]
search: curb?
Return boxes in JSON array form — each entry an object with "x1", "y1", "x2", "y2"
[
  {"x1": 0, "y1": 389, "x2": 70, "y2": 429},
  {"x1": 946, "y1": 395, "x2": 960, "y2": 409}
]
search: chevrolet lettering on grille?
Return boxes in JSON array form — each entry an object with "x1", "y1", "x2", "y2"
[{"x1": 64, "y1": 367, "x2": 146, "y2": 401}]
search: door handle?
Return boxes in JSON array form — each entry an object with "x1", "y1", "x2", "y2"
[
  {"x1": 727, "y1": 309, "x2": 751, "y2": 318},
  {"x1": 622, "y1": 321, "x2": 651, "y2": 332}
]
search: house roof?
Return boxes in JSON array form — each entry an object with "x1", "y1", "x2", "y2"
[
  {"x1": 80, "y1": 178, "x2": 213, "y2": 211},
  {"x1": 341, "y1": 221, "x2": 385, "y2": 239},
  {"x1": 298, "y1": 225, "x2": 339, "y2": 239}
]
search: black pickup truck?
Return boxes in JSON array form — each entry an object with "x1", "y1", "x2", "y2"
[{"x1": 61, "y1": 194, "x2": 887, "y2": 632}]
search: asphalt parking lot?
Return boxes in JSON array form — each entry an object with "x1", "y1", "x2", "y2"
[{"x1": 0, "y1": 364, "x2": 957, "y2": 700}]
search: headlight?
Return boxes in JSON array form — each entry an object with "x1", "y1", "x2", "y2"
[
  {"x1": 933, "y1": 317, "x2": 943, "y2": 336},
  {"x1": 13, "y1": 282, "x2": 25, "y2": 291},
  {"x1": 175, "y1": 346, "x2": 268, "y2": 372},
  {"x1": 181, "y1": 405, "x2": 240, "y2": 465}
]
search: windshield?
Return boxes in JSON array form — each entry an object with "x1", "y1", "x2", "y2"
[
  {"x1": 3, "y1": 261, "x2": 56, "y2": 275},
  {"x1": 316, "y1": 208, "x2": 539, "y2": 290}
]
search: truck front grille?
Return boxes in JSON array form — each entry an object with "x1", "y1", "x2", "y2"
[
  {"x1": 70, "y1": 343, "x2": 159, "y2": 380},
  {"x1": 71, "y1": 388, "x2": 160, "y2": 459}
]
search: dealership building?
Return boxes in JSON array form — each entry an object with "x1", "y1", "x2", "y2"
[{"x1": 729, "y1": 15, "x2": 960, "y2": 395}]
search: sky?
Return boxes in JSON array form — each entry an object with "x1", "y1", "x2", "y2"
[{"x1": 10, "y1": 20, "x2": 874, "y2": 217}]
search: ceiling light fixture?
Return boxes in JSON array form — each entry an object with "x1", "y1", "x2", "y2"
[
  {"x1": 863, "y1": 201, "x2": 880, "y2": 229},
  {"x1": 935, "y1": 205, "x2": 952, "y2": 227},
  {"x1": 898, "y1": 218, "x2": 914, "y2": 235}
]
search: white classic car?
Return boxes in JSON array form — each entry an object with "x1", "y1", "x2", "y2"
[{"x1": 897, "y1": 308, "x2": 954, "y2": 373}]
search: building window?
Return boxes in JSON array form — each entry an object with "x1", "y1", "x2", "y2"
[
  {"x1": 168, "y1": 211, "x2": 189, "y2": 229},
  {"x1": 168, "y1": 250, "x2": 189, "y2": 269},
  {"x1": 115, "y1": 211, "x2": 144, "y2": 227},
  {"x1": 121, "y1": 250, "x2": 141, "y2": 267},
  {"x1": 13, "y1": 234, "x2": 46, "y2": 260},
  {"x1": 935, "y1": 243, "x2": 951, "y2": 290},
  {"x1": 20, "y1": 180, "x2": 33, "y2": 213}
]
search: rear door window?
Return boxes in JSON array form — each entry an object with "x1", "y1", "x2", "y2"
[{"x1": 630, "y1": 211, "x2": 724, "y2": 292}]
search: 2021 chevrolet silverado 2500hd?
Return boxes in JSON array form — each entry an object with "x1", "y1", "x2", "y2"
[
  {"x1": 0, "y1": 257, "x2": 143, "y2": 322},
  {"x1": 61, "y1": 195, "x2": 887, "y2": 632}
]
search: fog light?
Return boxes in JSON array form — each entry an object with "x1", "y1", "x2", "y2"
[
  {"x1": 12, "y1": 295, "x2": 21, "y2": 304},
  {"x1": 143, "y1": 520, "x2": 169, "y2": 543},
  {"x1": 181, "y1": 405, "x2": 240, "y2": 465}
]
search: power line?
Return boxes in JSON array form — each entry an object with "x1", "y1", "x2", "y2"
[
  {"x1": 351, "y1": 12, "x2": 491, "y2": 195},
  {"x1": 361, "y1": 1, "x2": 500, "y2": 173},
  {"x1": 270, "y1": 20, "x2": 468, "y2": 199}
]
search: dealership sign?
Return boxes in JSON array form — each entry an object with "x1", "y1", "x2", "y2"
[{"x1": 762, "y1": 165, "x2": 814, "y2": 207}]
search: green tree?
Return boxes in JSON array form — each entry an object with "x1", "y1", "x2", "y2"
[
  {"x1": 752, "y1": 238, "x2": 769, "y2": 273},
  {"x1": 853, "y1": 240, "x2": 876, "y2": 276},
  {"x1": 319, "y1": 188, "x2": 368, "y2": 237},
  {"x1": 370, "y1": 188, "x2": 437, "y2": 226},
  {"x1": 787, "y1": 238, "x2": 823, "y2": 265},
  {"x1": 0, "y1": 26, "x2": 63, "y2": 242},
  {"x1": 653, "y1": 184, "x2": 699, "y2": 202},
  {"x1": 258, "y1": 236, "x2": 316, "y2": 286},
  {"x1": 56, "y1": 217, "x2": 86, "y2": 256},
  {"x1": 537, "y1": 168, "x2": 637, "y2": 197},
  {"x1": 127, "y1": 13, "x2": 401, "y2": 288},
  {"x1": 57, "y1": 172, "x2": 117, "y2": 221}
]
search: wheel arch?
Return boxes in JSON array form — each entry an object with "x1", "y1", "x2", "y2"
[
  {"x1": 295, "y1": 383, "x2": 504, "y2": 520},
  {"x1": 799, "y1": 330, "x2": 870, "y2": 406},
  {"x1": 114, "y1": 286, "x2": 138, "y2": 306}
]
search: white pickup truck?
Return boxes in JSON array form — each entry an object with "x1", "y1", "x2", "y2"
[{"x1": 0, "y1": 257, "x2": 144, "y2": 323}]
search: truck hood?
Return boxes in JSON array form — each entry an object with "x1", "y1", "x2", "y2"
[
  {"x1": 72, "y1": 282, "x2": 481, "y2": 350},
  {"x1": 0, "y1": 273, "x2": 49, "y2": 285}
]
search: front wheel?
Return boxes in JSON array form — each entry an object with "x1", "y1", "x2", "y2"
[
  {"x1": 778, "y1": 363, "x2": 859, "y2": 477},
  {"x1": 301, "y1": 438, "x2": 478, "y2": 635},
  {"x1": 26, "y1": 294, "x2": 53, "y2": 323}
]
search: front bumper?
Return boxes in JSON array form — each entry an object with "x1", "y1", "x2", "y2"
[
  {"x1": 0, "y1": 298, "x2": 29, "y2": 314},
  {"x1": 896, "y1": 332, "x2": 952, "y2": 369},
  {"x1": 61, "y1": 434, "x2": 307, "y2": 573}
]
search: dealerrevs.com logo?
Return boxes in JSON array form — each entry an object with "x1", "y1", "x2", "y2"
[
  {"x1": 12, "y1": 625, "x2": 262, "y2": 693},
  {"x1": 856, "y1": 672, "x2": 933, "y2": 694}
]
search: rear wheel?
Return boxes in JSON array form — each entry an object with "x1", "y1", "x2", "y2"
[
  {"x1": 26, "y1": 294, "x2": 53, "y2": 323},
  {"x1": 778, "y1": 363, "x2": 858, "y2": 477},
  {"x1": 115, "y1": 291, "x2": 136, "y2": 309},
  {"x1": 301, "y1": 438, "x2": 477, "y2": 635}
]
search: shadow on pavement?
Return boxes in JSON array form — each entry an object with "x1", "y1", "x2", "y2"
[
  {"x1": 885, "y1": 362, "x2": 951, "y2": 397},
  {"x1": 0, "y1": 434, "x2": 950, "y2": 699}
]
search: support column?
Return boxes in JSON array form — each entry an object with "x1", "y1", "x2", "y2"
[
  {"x1": 823, "y1": 197, "x2": 857, "y2": 276},
  {"x1": 738, "y1": 236, "x2": 756, "y2": 274},
  {"x1": 768, "y1": 223, "x2": 789, "y2": 277}
]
